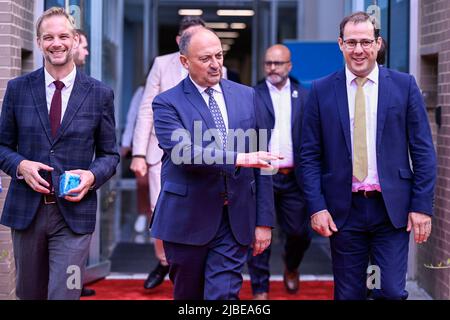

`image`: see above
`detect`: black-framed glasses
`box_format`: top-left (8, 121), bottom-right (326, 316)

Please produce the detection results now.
top-left (264, 61), bottom-right (290, 67)
top-left (343, 39), bottom-right (376, 50)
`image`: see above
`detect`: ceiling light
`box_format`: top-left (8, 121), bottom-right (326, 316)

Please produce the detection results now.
top-left (217, 9), bottom-right (254, 16)
top-left (205, 22), bottom-right (229, 29)
top-left (216, 31), bottom-right (239, 38)
top-left (230, 23), bottom-right (246, 29)
top-left (178, 9), bottom-right (203, 16)
top-left (221, 38), bottom-right (235, 45)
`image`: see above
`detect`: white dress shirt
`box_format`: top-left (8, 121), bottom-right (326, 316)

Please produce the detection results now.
top-left (266, 78), bottom-right (294, 168)
top-left (345, 64), bottom-right (381, 192)
top-left (44, 64), bottom-right (77, 120)
top-left (190, 76), bottom-right (229, 131)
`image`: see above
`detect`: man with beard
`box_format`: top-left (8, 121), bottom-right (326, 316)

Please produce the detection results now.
top-left (247, 45), bottom-right (311, 299)
top-left (0, 7), bottom-right (119, 299)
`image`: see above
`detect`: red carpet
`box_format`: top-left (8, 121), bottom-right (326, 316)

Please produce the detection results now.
top-left (81, 279), bottom-right (334, 300)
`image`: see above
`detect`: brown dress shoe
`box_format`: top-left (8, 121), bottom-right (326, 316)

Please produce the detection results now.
top-left (283, 269), bottom-right (299, 294)
top-left (253, 292), bottom-right (268, 300)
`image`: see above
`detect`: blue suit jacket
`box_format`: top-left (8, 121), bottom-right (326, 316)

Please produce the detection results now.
top-left (0, 68), bottom-right (120, 234)
top-left (300, 67), bottom-right (436, 229)
top-left (254, 80), bottom-right (309, 186)
top-left (151, 77), bottom-right (275, 246)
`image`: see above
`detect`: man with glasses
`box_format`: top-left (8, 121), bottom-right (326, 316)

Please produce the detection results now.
top-left (301, 12), bottom-right (436, 299)
top-left (247, 44), bottom-right (311, 300)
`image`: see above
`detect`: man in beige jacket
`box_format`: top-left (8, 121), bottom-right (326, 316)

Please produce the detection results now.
top-left (131, 16), bottom-right (227, 289)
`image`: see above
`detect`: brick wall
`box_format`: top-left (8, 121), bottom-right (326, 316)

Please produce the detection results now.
top-left (418, 0), bottom-right (450, 300)
top-left (0, 0), bottom-right (35, 300)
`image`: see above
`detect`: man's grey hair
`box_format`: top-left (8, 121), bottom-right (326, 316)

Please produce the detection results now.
top-left (179, 30), bottom-right (194, 55)
top-left (179, 27), bottom-right (217, 56)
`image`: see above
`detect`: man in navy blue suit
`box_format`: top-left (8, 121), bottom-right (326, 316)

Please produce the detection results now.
top-left (0, 7), bottom-right (119, 299)
top-left (247, 44), bottom-right (311, 300)
top-left (300, 12), bottom-right (436, 300)
top-left (151, 27), bottom-right (280, 300)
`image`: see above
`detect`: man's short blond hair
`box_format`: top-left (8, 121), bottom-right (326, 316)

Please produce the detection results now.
top-left (36, 7), bottom-right (76, 37)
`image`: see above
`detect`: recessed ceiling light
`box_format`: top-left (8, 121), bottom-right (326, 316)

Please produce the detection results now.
top-left (230, 23), bottom-right (246, 30)
top-left (205, 22), bottom-right (229, 29)
top-left (178, 9), bottom-right (203, 16)
top-left (217, 9), bottom-right (254, 16)
top-left (221, 38), bottom-right (235, 45)
top-left (216, 31), bottom-right (239, 38)
top-left (222, 44), bottom-right (231, 51)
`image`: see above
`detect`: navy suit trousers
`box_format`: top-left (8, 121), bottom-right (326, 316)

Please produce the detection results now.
top-left (247, 172), bottom-right (312, 294)
top-left (330, 193), bottom-right (410, 300)
top-left (163, 207), bottom-right (248, 300)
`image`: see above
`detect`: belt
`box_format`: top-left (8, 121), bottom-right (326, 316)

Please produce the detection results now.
top-left (43, 193), bottom-right (57, 205)
top-left (277, 168), bottom-right (294, 175)
top-left (353, 190), bottom-right (381, 199)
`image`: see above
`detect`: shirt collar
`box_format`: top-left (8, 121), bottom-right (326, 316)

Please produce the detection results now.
top-left (345, 63), bottom-right (379, 86)
top-left (189, 75), bottom-right (223, 95)
top-left (266, 77), bottom-right (291, 92)
top-left (44, 64), bottom-right (77, 89)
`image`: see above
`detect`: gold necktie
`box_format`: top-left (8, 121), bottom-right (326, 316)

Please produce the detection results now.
top-left (353, 77), bottom-right (368, 182)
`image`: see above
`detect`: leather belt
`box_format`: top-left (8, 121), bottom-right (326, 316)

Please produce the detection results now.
top-left (43, 193), bottom-right (57, 205)
top-left (353, 190), bottom-right (381, 199)
top-left (277, 168), bottom-right (294, 175)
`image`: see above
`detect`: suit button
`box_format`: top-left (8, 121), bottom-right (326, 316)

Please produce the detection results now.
top-left (50, 150), bottom-right (54, 154)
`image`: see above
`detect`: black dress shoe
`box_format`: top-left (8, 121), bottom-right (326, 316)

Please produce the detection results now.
top-left (144, 263), bottom-right (169, 289)
top-left (283, 269), bottom-right (299, 294)
top-left (80, 286), bottom-right (96, 297)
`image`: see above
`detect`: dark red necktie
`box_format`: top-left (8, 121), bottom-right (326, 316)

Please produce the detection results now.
top-left (47, 80), bottom-right (64, 194)
top-left (49, 80), bottom-right (65, 138)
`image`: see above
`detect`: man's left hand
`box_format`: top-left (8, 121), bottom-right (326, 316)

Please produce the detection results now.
top-left (64, 170), bottom-right (96, 202)
top-left (252, 226), bottom-right (272, 256)
top-left (407, 212), bottom-right (432, 244)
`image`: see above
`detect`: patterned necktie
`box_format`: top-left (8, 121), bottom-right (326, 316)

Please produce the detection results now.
top-left (353, 77), bottom-right (368, 182)
top-left (205, 87), bottom-right (227, 149)
top-left (49, 80), bottom-right (65, 138)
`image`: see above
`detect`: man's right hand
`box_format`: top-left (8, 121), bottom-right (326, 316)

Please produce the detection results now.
top-left (236, 151), bottom-right (283, 169)
top-left (130, 157), bottom-right (148, 177)
top-left (311, 210), bottom-right (338, 237)
top-left (18, 160), bottom-right (54, 194)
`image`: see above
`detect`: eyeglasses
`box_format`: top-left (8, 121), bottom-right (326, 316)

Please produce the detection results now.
top-left (264, 61), bottom-right (290, 67)
top-left (343, 39), bottom-right (376, 50)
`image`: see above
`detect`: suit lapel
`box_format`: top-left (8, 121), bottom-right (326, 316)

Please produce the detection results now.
top-left (334, 70), bottom-right (352, 155)
top-left (53, 71), bottom-right (92, 144)
top-left (30, 68), bottom-right (53, 143)
top-left (376, 67), bottom-right (392, 152)
top-left (259, 83), bottom-right (275, 124)
top-left (221, 80), bottom-right (238, 131)
top-left (290, 83), bottom-right (301, 129)
top-left (183, 77), bottom-right (216, 131)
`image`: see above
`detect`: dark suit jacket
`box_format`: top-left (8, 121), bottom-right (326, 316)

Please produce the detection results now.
top-left (254, 80), bottom-right (309, 186)
top-left (151, 77), bottom-right (275, 246)
top-left (0, 68), bottom-right (120, 234)
top-left (300, 67), bottom-right (437, 229)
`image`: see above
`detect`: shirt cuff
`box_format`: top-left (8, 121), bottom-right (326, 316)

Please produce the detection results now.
top-left (311, 209), bottom-right (328, 219)
top-left (16, 167), bottom-right (24, 180)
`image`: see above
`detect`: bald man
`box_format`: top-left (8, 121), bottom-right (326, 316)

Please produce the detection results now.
top-left (247, 44), bottom-right (311, 299)
top-left (150, 28), bottom-right (279, 300)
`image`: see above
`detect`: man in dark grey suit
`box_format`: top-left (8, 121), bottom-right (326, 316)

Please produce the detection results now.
top-left (0, 7), bottom-right (119, 299)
